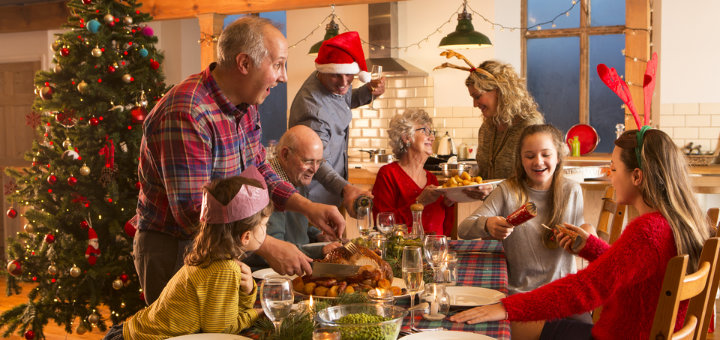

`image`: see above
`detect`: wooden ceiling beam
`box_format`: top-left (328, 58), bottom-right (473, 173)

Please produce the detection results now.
top-left (139, 0), bottom-right (404, 20)
top-left (0, 1), bottom-right (69, 33)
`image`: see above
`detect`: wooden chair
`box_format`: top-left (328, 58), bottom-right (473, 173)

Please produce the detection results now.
top-left (650, 237), bottom-right (720, 340)
top-left (707, 208), bottom-right (719, 231)
top-left (595, 186), bottom-right (627, 244)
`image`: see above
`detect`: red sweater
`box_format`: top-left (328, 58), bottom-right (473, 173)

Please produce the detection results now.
top-left (502, 212), bottom-right (686, 340)
top-left (371, 162), bottom-right (451, 236)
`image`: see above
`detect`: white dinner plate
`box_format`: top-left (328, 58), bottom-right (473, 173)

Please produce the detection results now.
top-left (167, 334), bottom-right (252, 340)
top-left (251, 268), bottom-right (297, 281)
top-left (401, 330), bottom-right (496, 340)
top-left (435, 180), bottom-right (504, 203)
top-left (446, 286), bottom-right (505, 307)
top-left (295, 277), bottom-right (409, 300)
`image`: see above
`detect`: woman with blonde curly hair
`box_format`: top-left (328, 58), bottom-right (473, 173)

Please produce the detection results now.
top-left (371, 109), bottom-right (455, 236)
top-left (436, 52), bottom-right (544, 201)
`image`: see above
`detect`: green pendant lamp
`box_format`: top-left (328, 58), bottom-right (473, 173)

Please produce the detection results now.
top-left (439, 0), bottom-right (492, 49)
top-left (308, 16), bottom-right (339, 56)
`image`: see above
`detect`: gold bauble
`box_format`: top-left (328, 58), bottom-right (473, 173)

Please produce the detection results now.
top-left (23, 223), bottom-right (35, 233)
top-left (76, 324), bottom-right (87, 335)
top-left (112, 279), bottom-right (123, 290)
top-left (77, 81), bottom-right (88, 94)
top-left (79, 164), bottom-right (91, 176)
top-left (52, 40), bottom-right (61, 51)
top-left (121, 74), bottom-right (132, 83)
top-left (53, 64), bottom-right (62, 73)
top-left (123, 16), bottom-right (133, 25)
top-left (69, 265), bottom-right (81, 277)
top-left (103, 13), bottom-right (114, 24)
top-left (62, 138), bottom-right (72, 149)
top-left (47, 265), bottom-right (58, 275)
top-left (91, 47), bottom-right (102, 57)
top-left (88, 313), bottom-right (100, 324)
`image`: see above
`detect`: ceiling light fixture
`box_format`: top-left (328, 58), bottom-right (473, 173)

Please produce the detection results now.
top-left (438, 0), bottom-right (492, 49)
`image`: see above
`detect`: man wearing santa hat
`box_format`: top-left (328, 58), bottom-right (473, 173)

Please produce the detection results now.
top-left (289, 31), bottom-right (385, 215)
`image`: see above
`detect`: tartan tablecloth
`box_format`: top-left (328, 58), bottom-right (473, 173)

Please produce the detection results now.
top-left (394, 239), bottom-right (510, 339)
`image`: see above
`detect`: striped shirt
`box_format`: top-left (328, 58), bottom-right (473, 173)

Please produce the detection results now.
top-left (123, 260), bottom-right (258, 339)
top-left (136, 63), bottom-right (297, 238)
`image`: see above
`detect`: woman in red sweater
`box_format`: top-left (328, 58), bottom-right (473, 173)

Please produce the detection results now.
top-left (372, 109), bottom-right (455, 236)
top-left (449, 128), bottom-right (713, 340)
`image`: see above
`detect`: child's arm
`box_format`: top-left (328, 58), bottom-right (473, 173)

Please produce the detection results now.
top-left (458, 184), bottom-right (507, 240)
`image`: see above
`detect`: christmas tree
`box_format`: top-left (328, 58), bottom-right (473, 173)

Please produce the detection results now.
top-left (2, 0), bottom-right (166, 338)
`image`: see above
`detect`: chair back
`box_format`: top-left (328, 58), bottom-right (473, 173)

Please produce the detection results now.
top-left (596, 186), bottom-right (627, 244)
top-left (707, 208), bottom-right (719, 231)
top-left (649, 237), bottom-right (720, 340)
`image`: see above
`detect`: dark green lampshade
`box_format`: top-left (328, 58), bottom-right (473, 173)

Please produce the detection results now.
top-left (308, 20), bottom-right (340, 56)
top-left (439, 12), bottom-right (492, 49)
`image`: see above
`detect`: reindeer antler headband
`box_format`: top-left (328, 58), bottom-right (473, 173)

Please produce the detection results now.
top-left (433, 50), bottom-right (496, 83)
top-left (597, 52), bottom-right (658, 168)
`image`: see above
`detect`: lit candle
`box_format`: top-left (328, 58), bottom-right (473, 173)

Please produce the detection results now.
top-left (430, 290), bottom-right (439, 315)
top-left (308, 295), bottom-right (314, 314)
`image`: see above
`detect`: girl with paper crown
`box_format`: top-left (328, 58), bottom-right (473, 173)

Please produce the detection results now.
top-left (104, 166), bottom-right (272, 340)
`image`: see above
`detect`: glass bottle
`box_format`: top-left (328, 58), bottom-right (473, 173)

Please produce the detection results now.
top-left (353, 195), bottom-right (373, 216)
top-left (571, 136), bottom-right (581, 157)
top-left (409, 202), bottom-right (425, 240)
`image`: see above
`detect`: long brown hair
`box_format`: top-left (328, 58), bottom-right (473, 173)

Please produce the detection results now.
top-left (505, 124), bottom-right (568, 227)
top-left (465, 60), bottom-right (543, 127)
top-left (615, 129), bottom-right (712, 272)
top-left (185, 176), bottom-right (273, 267)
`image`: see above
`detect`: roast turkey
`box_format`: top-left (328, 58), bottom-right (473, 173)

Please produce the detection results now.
top-left (316, 244), bottom-right (393, 281)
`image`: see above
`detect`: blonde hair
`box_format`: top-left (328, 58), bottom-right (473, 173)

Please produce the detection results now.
top-left (465, 60), bottom-right (543, 127)
top-left (504, 124), bottom-right (568, 227)
top-left (615, 129), bottom-right (713, 272)
top-left (185, 176), bottom-right (273, 267)
top-left (388, 109), bottom-right (434, 158)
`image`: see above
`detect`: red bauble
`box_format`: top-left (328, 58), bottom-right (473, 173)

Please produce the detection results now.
top-left (24, 330), bottom-right (35, 340)
top-left (7, 260), bottom-right (22, 276)
top-left (150, 60), bottom-right (160, 70)
top-left (82, 0), bottom-right (92, 4)
top-left (120, 273), bottom-right (129, 282)
top-left (139, 292), bottom-right (145, 302)
top-left (89, 117), bottom-right (100, 126)
top-left (47, 174), bottom-right (57, 185)
top-left (130, 106), bottom-right (147, 123)
top-left (107, 65), bottom-right (116, 73)
top-left (80, 220), bottom-right (89, 229)
top-left (124, 219), bottom-right (136, 237)
top-left (60, 47), bottom-right (70, 56)
top-left (6, 208), bottom-right (17, 218)
top-left (67, 176), bottom-right (78, 186)
top-left (44, 234), bottom-right (55, 244)
top-left (135, 181), bottom-right (141, 190)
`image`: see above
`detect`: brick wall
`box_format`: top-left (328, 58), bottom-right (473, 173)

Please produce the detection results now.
top-left (659, 103), bottom-right (720, 153)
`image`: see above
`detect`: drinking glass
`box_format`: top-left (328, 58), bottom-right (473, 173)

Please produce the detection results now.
top-left (376, 212), bottom-right (395, 236)
top-left (357, 205), bottom-right (372, 239)
top-left (402, 246), bottom-right (424, 329)
top-left (370, 65), bottom-right (383, 108)
top-left (260, 276), bottom-right (294, 332)
top-left (439, 250), bottom-right (458, 285)
top-left (423, 235), bottom-right (448, 281)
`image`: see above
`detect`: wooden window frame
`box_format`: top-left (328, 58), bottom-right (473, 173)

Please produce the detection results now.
top-left (521, 0), bottom-right (652, 129)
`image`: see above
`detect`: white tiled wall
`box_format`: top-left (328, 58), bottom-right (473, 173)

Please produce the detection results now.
top-left (659, 103), bottom-right (720, 153)
top-left (348, 75), bottom-right (484, 162)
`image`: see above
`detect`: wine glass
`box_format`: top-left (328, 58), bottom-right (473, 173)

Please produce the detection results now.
top-left (260, 276), bottom-right (294, 332)
top-left (370, 65), bottom-right (382, 108)
top-left (423, 235), bottom-right (448, 282)
top-left (402, 246), bottom-right (424, 329)
top-left (376, 212), bottom-right (395, 236)
top-left (357, 205), bottom-right (372, 239)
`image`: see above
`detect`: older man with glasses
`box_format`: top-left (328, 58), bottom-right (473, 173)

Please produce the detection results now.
top-left (244, 125), bottom-right (343, 270)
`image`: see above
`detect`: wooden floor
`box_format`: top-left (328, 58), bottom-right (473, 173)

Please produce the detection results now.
top-left (1, 280), bottom-right (719, 339)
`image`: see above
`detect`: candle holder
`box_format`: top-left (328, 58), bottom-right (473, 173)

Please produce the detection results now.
top-left (438, 250), bottom-right (458, 285)
top-left (420, 283), bottom-right (450, 321)
top-left (368, 288), bottom-right (394, 306)
top-left (312, 326), bottom-right (341, 340)
top-left (368, 234), bottom-right (387, 258)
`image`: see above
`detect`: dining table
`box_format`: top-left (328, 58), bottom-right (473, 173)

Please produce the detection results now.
top-left (394, 239), bottom-right (510, 339)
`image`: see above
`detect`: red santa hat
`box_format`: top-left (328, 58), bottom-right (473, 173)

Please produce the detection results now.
top-left (88, 227), bottom-right (98, 242)
top-left (315, 31), bottom-right (371, 83)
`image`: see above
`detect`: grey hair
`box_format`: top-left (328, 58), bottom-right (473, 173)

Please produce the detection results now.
top-left (216, 16), bottom-right (274, 69)
top-left (388, 108), bottom-right (434, 157)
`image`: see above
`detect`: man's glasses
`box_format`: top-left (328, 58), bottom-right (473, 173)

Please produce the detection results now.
top-left (289, 148), bottom-right (326, 168)
top-left (415, 127), bottom-right (434, 137)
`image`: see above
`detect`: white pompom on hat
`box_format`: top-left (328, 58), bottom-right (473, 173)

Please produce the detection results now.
top-left (315, 31), bottom-right (371, 83)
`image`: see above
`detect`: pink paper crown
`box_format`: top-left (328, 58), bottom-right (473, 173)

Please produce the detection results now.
top-left (200, 166), bottom-right (269, 224)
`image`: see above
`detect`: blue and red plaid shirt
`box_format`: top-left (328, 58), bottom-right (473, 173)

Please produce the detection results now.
top-left (135, 63), bottom-right (297, 239)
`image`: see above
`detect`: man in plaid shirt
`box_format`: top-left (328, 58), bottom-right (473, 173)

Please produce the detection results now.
top-left (133, 17), bottom-right (346, 305)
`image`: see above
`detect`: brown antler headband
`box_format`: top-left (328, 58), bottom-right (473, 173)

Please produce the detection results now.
top-left (433, 49), bottom-right (496, 81)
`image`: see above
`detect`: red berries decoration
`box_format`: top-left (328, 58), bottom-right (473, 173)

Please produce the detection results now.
top-left (107, 65), bottom-right (116, 73)
top-left (7, 260), bottom-right (22, 276)
top-left (80, 220), bottom-right (89, 229)
top-left (67, 176), bottom-right (78, 186)
top-left (130, 106), bottom-right (147, 123)
top-left (6, 208), bottom-right (17, 218)
top-left (44, 234), bottom-right (56, 244)
top-left (47, 174), bottom-right (57, 185)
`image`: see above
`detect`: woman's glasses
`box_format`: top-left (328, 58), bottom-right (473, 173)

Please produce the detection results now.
top-left (415, 127), bottom-right (434, 137)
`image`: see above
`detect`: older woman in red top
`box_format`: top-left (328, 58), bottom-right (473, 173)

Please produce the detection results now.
top-left (371, 109), bottom-right (455, 236)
